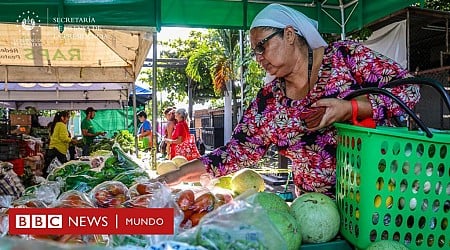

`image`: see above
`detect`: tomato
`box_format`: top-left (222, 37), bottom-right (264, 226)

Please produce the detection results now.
top-left (191, 193), bottom-right (215, 212)
top-left (136, 183), bottom-right (149, 195)
top-left (177, 190), bottom-right (195, 211)
top-left (189, 211), bottom-right (208, 227)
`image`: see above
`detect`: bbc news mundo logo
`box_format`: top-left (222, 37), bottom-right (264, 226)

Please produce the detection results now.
top-left (9, 208), bottom-right (174, 235)
top-left (16, 214), bottom-right (63, 229)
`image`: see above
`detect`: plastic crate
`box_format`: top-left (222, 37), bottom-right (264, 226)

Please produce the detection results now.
top-left (0, 141), bottom-right (20, 160)
top-left (335, 123), bottom-right (449, 249)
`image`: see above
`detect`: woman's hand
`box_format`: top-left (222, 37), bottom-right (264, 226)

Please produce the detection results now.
top-left (306, 98), bottom-right (353, 131)
top-left (307, 97), bottom-right (373, 131)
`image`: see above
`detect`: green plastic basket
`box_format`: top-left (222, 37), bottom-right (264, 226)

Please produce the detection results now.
top-left (335, 123), bottom-right (449, 249)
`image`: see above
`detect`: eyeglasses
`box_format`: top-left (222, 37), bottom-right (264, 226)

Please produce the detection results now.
top-left (251, 29), bottom-right (283, 57)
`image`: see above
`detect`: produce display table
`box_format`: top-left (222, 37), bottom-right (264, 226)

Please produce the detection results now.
top-left (300, 238), bottom-right (353, 250)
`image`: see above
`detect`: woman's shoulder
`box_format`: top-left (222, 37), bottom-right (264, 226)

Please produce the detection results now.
top-left (329, 40), bottom-right (361, 47)
top-left (258, 78), bottom-right (279, 95)
top-left (175, 121), bottom-right (184, 128)
top-left (326, 40), bottom-right (366, 53)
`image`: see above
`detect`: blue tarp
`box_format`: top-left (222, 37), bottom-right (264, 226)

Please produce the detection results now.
top-left (129, 83), bottom-right (152, 106)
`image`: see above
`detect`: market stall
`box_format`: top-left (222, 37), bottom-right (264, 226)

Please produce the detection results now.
top-left (0, 0), bottom-right (155, 187)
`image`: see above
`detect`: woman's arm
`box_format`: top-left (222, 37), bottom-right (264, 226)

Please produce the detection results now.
top-left (139, 130), bottom-right (152, 138)
top-left (165, 135), bottom-right (183, 144)
top-left (165, 122), bottom-right (184, 144)
top-left (166, 121), bottom-right (175, 138)
top-left (157, 159), bottom-right (207, 185)
top-left (308, 42), bottom-right (419, 130)
top-left (156, 85), bottom-right (274, 183)
top-left (343, 42), bottom-right (420, 121)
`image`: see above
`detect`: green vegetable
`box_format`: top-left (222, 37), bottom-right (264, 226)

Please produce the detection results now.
top-left (112, 170), bottom-right (149, 187)
top-left (104, 156), bottom-right (119, 168)
top-left (110, 235), bottom-right (149, 248)
top-left (64, 175), bottom-right (102, 192)
top-left (47, 162), bottom-right (91, 181)
top-left (112, 144), bottom-right (140, 169)
top-left (196, 226), bottom-right (268, 250)
top-left (23, 184), bottom-right (40, 196)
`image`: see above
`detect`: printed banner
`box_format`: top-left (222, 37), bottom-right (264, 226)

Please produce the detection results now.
top-left (8, 208), bottom-right (174, 235)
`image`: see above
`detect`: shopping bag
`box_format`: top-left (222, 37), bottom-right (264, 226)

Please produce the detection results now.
top-left (175, 135), bottom-right (201, 161)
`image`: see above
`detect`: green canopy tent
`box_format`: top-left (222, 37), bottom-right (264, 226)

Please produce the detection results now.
top-left (160, 0), bottom-right (424, 39)
top-left (0, 0), bottom-right (424, 36)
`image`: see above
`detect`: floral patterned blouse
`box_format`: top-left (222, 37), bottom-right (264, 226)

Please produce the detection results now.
top-left (199, 40), bottom-right (420, 196)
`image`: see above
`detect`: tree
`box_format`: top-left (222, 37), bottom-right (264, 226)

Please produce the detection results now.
top-left (210, 29), bottom-right (241, 127)
top-left (425, 0), bottom-right (450, 10)
top-left (140, 30), bottom-right (219, 114)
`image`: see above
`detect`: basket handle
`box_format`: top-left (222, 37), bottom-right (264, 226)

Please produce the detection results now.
top-left (343, 87), bottom-right (433, 138)
top-left (381, 77), bottom-right (450, 111)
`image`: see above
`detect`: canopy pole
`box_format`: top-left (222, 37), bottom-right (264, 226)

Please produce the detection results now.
top-left (133, 81), bottom-right (137, 155)
top-left (239, 30), bottom-right (245, 119)
top-left (339, 0), bottom-right (346, 40)
top-left (3, 66), bottom-right (7, 91)
top-left (151, 31), bottom-right (158, 170)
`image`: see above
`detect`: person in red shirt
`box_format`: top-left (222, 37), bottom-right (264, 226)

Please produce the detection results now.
top-left (165, 108), bottom-right (200, 160)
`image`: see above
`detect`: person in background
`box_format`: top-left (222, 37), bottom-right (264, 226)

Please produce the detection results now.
top-left (165, 108), bottom-right (200, 160)
top-left (155, 4), bottom-right (420, 197)
top-left (161, 107), bottom-right (177, 157)
top-left (81, 107), bottom-right (105, 156)
top-left (43, 111), bottom-right (77, 177)
top-left (137, 110), bottom-right (153, 151)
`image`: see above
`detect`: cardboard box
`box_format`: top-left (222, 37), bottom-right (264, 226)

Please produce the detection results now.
top-left (10, 114), bottom-right (32, 126)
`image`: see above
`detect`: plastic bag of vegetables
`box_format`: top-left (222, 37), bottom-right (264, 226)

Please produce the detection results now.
top-left (51, 190), bottom-right (95, 208)
top-left (175, 200), bottom-right (287, 250)
top-left (20, 181), bottom-right (61, 205)
top-left (63, 174), bottom-right (102, 193)
top-left (110, 182), bottom-right (184, 248)
top-left (89, 181), bottom-right (130, 208)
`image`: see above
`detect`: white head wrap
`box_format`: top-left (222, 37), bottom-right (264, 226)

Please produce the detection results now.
top-left (250, 4), bottom-right (327, 49)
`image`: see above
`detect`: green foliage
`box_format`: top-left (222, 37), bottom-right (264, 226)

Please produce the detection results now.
top-left (352, 27), bottom-right (373, 41)
top-left (425, 0), bottom-right (450, 11)
top-left (140, 30), bottom-right (219, 106)
top-left (243, 56), bottom-right (265, 108)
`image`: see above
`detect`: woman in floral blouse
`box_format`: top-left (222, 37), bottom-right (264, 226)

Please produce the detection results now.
top-left (156, 4), bottom-right (420, 197)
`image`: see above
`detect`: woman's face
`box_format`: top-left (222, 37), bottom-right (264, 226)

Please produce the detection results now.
top-left (138, 115), bottom-right (145, 122)
top-left (250, 27), bottom-right (298, 77)
top-left (175, 112), bottom-right (183, 122)
top-left (62, 115), bottom-right (69, 124)
top-left (165, 112), bottom-right (173, 120)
